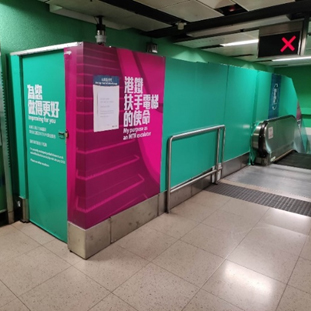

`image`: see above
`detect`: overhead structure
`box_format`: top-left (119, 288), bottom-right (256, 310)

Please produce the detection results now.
top-left (40, 0), bottom-right (311, 66)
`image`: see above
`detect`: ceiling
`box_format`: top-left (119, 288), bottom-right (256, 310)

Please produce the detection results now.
top-left (39, 0), bottom-right (311, 67)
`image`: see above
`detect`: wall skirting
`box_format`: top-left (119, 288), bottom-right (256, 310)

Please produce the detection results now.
top-left (68, 153), bottom-right (249, 259)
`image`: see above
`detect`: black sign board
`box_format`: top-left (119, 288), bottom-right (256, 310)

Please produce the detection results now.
top-left (258, 31), bottom-right (301, 58)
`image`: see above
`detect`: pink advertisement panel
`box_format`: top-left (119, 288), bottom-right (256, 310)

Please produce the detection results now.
top-left (65, 43), bottom-right (165, 229)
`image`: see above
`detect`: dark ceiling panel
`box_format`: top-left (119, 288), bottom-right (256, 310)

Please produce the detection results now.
top-left (98, 0), bottom-right (185, 25)
top-left (146, 0), bottom-right (311, 38)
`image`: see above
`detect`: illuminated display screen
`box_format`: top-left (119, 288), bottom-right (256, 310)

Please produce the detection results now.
top-left (258, 31), bottom-right (301, 58)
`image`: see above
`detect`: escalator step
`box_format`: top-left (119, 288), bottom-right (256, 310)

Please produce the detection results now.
top-left (275, 152), bottom-right (311, 170)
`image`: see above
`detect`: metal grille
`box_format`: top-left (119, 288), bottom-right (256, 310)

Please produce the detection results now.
top-left (206, 183), bottom-right (311, 217)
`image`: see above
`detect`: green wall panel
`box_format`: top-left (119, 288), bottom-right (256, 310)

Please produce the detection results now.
top-left (275, 66), bottom-right (311, 114)
top-left (0, 151), bottom-right (6, 212)
top-left (161, 59), bottom-right (228, 191)
top-left (224, 67), bottom-right (257, 161)
top-left (0, 0), bottom-right (94, 56)
top-left (10, 55), bottom-right (27, 198)
top-left (279, 76), bottom-right (298, 117)
top-left (303, 116), bottom-right (311, 127)
top-left (254, 71), bottom-right (272, 122)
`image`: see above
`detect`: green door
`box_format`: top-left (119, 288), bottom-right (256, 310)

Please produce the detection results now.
top-left (22, 51), bottom-right (67, 241)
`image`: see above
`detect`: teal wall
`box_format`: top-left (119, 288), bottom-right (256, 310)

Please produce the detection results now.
top-left (109, 30), bottom-right (272, 72)
top-left (9, 56), bottom-right (27, 198)
top-left (161, 60), bottom-right (260, 191)
top-left (0, 0), bottom-right (305, 204)
top-left (161, 61), bottom-right (259, 191)
top-left (224, 67), bottom-right (257, 161)
top-left (275, 66), bottom-right (311, 127)
top-left (1, 0), bottom-right (95, 197)
top-left (278, 76), bottom-right (298, 117)
top-left (0, 152), bottom-right (6, 212)
top-left (0, 0), bottom-right (271, 199)
top-left (161, 60), bottom-right (228, 190)
top-left (161, 60), bottom-right (300, 191)
top-left (254, 71), bottom-right (272, 123)
top-left (0, 0), bottom-right (94, 56)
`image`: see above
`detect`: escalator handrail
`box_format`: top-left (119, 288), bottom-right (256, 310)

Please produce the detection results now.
top-left (263, 114), bottom-right (296, 123)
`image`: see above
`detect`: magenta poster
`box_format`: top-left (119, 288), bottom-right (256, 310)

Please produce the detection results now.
top-left (65, 43), bottom-right (165, 229)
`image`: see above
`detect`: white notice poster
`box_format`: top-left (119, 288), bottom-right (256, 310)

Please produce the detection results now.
top-left (93, 76), bottom-right (120, 132)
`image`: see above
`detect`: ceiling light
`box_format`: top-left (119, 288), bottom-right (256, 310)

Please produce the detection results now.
top-left (221, 39), bottom-right (259, 47)
top-left (272, 56), bottom-right (311, 62)
top-left (177, 22), bottom-right (186, 30)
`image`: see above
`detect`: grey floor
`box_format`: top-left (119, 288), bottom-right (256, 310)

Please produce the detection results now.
top-left (225, 164), bottom-right (311, 200)
top-left (1, 181), bottom-right (311, 310)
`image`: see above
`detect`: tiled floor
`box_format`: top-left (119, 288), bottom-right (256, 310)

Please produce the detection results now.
top-left (1, 190), bottom-right (311, 311)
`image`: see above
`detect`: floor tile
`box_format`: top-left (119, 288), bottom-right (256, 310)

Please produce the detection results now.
top-left (146, 213), bottom-right (198, 239)
top-left (245, 223), bottom-right (307, 256)
top-left (228, 238), bottom-right (298, 283)
top-left (277, 286), bottom-right (311, 311)
top-left (0, 231), bottom-right (39, 263)
top-left (183, 290), bottom-right (243, 311)
top-left (0, 299), bottom-right (29, 311)
top-left (172, 199), bottom-right (220, 223)
top-left (0, 281), bottom-right (16, 308)
top-left (153, 240), bottom-right (223, 287)
top-left (15, 222), bottom-right (55, 245)
top-left (116, 226), bottom-right (177, 261)
top-left (75, 244), bottom-right (148, 291)
top-left (181, 223), bottom-right (244, 258)
top-left (261, 208), bottom-right (311, 235)
top-left (114, 263), bottom-right (198, 311)
top-left (0, 225), bottom-right (18, 238)
top-left (12, 221), bottom-right (26, 230)
top-left (0, 246), bottom-right (70, 296)
top-left (192, 191), bottom-right (231, 207)
top-left (203, 261), bottom-right (286, 311)
top-left (89, 294), bottom-right (136, 311)
top-left (289, 257), bottom-right (311, 294)
top-left (203, 210), bottom-right (258, 235)
top-left (300, 236), bottom-right (311, 261)
top-left (20, 267), bottom-right (109, 311)
top-left (44, 239), bottom-right (83, 265)
top-left (220, 198), bottom-right (269, 222)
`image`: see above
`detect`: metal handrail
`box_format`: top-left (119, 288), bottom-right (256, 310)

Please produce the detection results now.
top-left (166, 125), bottom-right (226, 213)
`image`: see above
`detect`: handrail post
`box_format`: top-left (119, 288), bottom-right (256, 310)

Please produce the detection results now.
top-left (215, 128), bottom-right (221, 183)
top-left (166, 137), bottom-right (173, 213)
top-left (221, 127), bottom-right (226, 165)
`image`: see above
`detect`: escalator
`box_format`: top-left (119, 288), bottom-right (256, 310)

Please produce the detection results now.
top-left (205, 115), bottom-right (311, 218)
top-left (275, 151), bottom-right (311, 170)
top-left (252, 115), bottom-right (311, 170)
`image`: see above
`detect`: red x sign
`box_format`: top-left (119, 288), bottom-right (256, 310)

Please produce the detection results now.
top-left (281, 36), bottom-right (296, 52)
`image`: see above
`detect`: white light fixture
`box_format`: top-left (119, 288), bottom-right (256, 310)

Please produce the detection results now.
top-left (221, 39), bottom-right (259, 47)
top-left (272, 56), bottom-right (311, 62)
top-left (177, 22), bottom-right (186, 30)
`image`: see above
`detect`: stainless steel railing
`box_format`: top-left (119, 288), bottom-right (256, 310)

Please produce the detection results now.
top-left (166, 125), bottom-right (226, 213)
